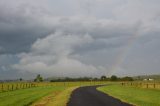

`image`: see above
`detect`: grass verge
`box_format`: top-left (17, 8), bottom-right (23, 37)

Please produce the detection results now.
top-left (0, 86), bottom-right (65, 106)
top-left (47, 86), bottom-right (78, 106)
top-left (97, 84), bottom-right (160, 106)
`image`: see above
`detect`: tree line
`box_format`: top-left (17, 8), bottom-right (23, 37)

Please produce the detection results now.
top-left (50, 75), bottom-right (133, 82)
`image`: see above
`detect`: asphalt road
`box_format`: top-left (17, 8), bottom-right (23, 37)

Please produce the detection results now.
top-left (67, 85), bottom-right (132, 106)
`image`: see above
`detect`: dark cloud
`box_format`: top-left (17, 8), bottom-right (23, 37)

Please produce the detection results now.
top-left (0, 8), bottom-right (54, 54)
top-left (0, 0), bottom-right (160, 79)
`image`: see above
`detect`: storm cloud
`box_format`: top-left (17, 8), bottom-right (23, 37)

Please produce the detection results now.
top-left (0, 0), bottom-right (160, 79)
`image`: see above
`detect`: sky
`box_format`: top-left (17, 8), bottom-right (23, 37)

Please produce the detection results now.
top-left (0, 0), bottom-right (160, 79)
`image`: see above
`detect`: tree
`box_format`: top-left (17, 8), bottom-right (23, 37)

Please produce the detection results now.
top-left (101, 76), bottom-right (106, 80)
top-left (110, 75), bottom-right (118, 81)
top-left (19, 78), bottom-right (23, 81)
top-left (121, 76), bottom-right (133, 81)
top-left (34, 74), bottom-right (43, 82)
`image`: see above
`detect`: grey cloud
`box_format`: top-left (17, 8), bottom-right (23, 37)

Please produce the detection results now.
top-left (0, 1), bottom-right (54, 54)
top-left (0, 0), bottom-right (160, 79)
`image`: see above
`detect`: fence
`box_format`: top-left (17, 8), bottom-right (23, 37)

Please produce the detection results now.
top-left (121, 82), bottom-right (160, 89)
top-left (0, 83), bottom-right (37, 92)
top-left (0, 81), bottom-right (108, 92)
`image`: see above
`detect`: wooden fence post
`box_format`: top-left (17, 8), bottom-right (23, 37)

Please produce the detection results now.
top-left (140, 83), bottom-right (142, 87)
top-left (7, 85), bottom-right (9, 91)
top-left (12, 84), bottom-right (14, 90)
top-left (20, 84), bottom-right (22, 89)
top-left (2, 84), bottom-right (3, 91)
top-left (16, 84), bottom-right (18, 90)
top-left (146, 84), bottom-right (148, 88)
top-left (23, 84), bottom-right (25, 89)
top-left (153, 84), bottom-right (155, 88)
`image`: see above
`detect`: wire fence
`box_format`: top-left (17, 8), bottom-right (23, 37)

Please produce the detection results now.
top-left (0, 83), bottom-right (37, 92)
top-left (0, 81), bottom-right (108, 92)
top-left (121, 82), bottom-right (160, 89)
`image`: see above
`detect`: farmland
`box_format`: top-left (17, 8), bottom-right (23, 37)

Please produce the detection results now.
top-left (0, 81), bottom-right (107, 106)
top-left (97, 83), bottom-right (160, 106)
top-left (0, 86), bottom-right (66, 106)
top-left (0, 81), bottom-right (160, 106)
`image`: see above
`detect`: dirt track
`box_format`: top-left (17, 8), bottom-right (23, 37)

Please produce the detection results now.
top-left (67, 85), bottom-right (132, 106)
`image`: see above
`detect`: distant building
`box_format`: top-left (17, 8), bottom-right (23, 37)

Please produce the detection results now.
top-left (149, 78), bottom-right (154, 81)
top-left (143, 78), bottom-right (154, 81)
top-left (143, 79), bottom-right (148, 81)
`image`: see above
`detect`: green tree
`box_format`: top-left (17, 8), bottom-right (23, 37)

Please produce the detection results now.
top-left (101, 75), bottom-right (106, 80)
top-left (34, 74), bottom-right (43, 82)
top-left (121, 76), bottom-right (133, 81)
top-left (110, 75), bottom-right (118, 81)
top-left (19, 78), bottom-right (23, 81)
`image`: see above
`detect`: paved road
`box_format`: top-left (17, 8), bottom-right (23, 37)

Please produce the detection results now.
top-left (67, 85), bottom-right (132, 106)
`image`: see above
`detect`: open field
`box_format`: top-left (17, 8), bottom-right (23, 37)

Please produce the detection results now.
top-left (0, 81), bottom-right (108, 106)
top-left (1, 81), bottom-right (160, 106)
top-left (0, 86), bottom-right (66, 106)
top-left (97, 84), bottom-right (160, 106)
top-left (31, 86), bottom-right (78, 106)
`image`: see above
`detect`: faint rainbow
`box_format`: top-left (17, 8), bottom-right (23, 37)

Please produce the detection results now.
top-left (107, 31), bottom-right (140, 76)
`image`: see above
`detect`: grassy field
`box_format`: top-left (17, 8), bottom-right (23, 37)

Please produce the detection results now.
top-left (47, 86), bottom-right (78, 106)
top-left (97, 84), bottom-right (160, 106)
top-left (0, 86), bottom-right (66, 106)
top-left (0, 81), bottom-right (108, 106)
top-left (31, 86), bottom-right (78, 106)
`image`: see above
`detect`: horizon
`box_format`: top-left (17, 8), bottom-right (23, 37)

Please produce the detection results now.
top-left (0, 0), bottom-right (160, 80)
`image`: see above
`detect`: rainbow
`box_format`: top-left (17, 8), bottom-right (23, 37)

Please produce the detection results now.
top-left (107, 30), bottom-right (141, 76)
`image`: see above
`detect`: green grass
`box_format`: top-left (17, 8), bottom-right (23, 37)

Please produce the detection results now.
top-left (0, 86), bottom-right (66, 106)
top-left (47, 86), bottom-right (78, 106)
top-left (0, 81), bottom-right (109, 106)
top-left (97, 84), bottom-right (160, 106)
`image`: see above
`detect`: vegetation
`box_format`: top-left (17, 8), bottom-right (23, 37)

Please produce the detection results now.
top-left (49, 75), bottom-right (133, 82)
top-left (0, 86), bottom-right (66, 106)
top-left (32, 86), bottom-right (78, 106)
top-left (0, 81), bottom-right (108, 106)
top-left (110, 75), bottom-right (118, 81)
top-left (34, 74), bottom-right (43, 82)
top-left (47, 86), bottom-right (78, 106)
top-left (97, 84), bottom-right (160, 106)
top-left (121, 76), bottom-right (134, 81)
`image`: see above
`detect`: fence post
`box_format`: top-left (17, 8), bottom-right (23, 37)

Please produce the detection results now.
top-left (7, 85), bottom-right (9, 91)
top-left (16, 84), bottom-right (18, 90)
top-left (2, 84), bottom-right (3, 91)
top-left (140, 83), bottom-right (142, 87)
top-left (23, 84), bottom-right (25, 89)
top-left (12, 84), bottom-right (14, 90)
top-left (153, 84), bottom-right (155, 88)
top-left (146, 84), bottom-right (148, 88)
top-left (20, 84), bottom-right (22, 89)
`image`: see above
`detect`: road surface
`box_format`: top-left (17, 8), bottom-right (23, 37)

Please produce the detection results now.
top-left (67, 85), bottom-right (132, 106)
